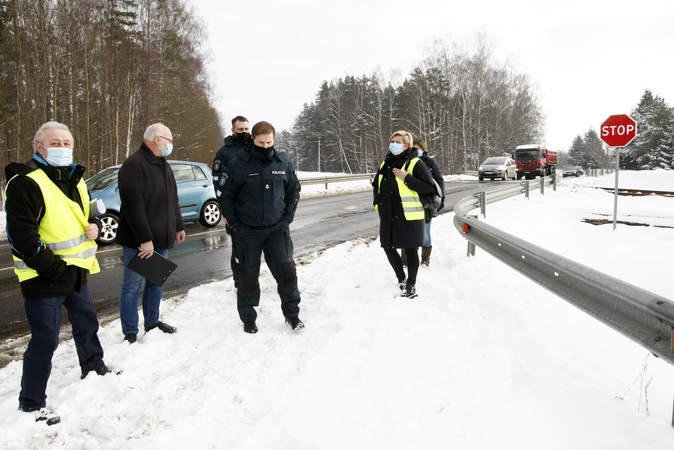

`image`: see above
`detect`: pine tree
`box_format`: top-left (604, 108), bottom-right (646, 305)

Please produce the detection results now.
top-left (623, 90), bottom-right (674, 169)
top-left (567, 135), bottom-right (585, 167)
top-left (584, 128), bottom-right (612, 169)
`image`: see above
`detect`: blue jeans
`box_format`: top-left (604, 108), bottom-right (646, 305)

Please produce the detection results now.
top-left (20, 284), bottom-right (105, 411)
top-left (119, 247), bottom-right (167, 335)
top-left (423, 218), bottom-right (433, 247)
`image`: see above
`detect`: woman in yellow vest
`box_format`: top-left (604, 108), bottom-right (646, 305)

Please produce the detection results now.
top-left (372, 130), bottom-right (435, 298)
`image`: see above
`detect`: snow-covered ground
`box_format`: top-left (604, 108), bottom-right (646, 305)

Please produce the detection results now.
top-left (0, 170), bottom-right (673, 449)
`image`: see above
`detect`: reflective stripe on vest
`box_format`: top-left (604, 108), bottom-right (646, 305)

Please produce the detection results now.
top-left (5, 169), bottom-right (100, 281)
top-left (376, 158), bottom-right (425, 221)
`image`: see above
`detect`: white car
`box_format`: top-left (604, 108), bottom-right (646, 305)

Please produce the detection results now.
top-left (478, 156), bottom-right (517, 181)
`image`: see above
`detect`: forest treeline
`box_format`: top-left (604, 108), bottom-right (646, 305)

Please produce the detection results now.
top-left (0, 0), bottom-right (222, 178)
top-left (276, 36), bottom-right (546, 175)
top-left (566, 90), bottom-right (674, 170)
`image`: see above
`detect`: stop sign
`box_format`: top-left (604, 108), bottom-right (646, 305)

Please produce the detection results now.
top-left (600, 114), bottom-right (637, 147)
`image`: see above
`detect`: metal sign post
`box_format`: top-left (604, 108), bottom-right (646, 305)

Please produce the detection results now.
top-left (613, 148), bottom-right (619, 230)
top-left (600, 114), bottom-right (637, 231)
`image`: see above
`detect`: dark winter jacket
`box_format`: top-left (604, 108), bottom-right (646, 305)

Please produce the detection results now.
top-left (212, 135), bottom-right (248, 207)
top-left (372, 148), bottom-right (434, 249)
top-left (4, 157), bottom-right (92, 297)
top-left (419, 151), bottom-right (446, 218)
top-left (221, 146), bottom-right (301, 229)
top-left (116, 143), bottom-right (185, 250)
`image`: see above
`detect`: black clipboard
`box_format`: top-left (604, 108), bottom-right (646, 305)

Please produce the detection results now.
top-left (127, 251), bottom-right (178, 286)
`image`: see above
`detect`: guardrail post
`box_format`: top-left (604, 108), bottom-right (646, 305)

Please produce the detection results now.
top-left (540, 176), bottom-right (545, 195)
top-left (324, 182), bottom-right (328, 190)
top-left (553, 173), bottom-right (557, 191)
top-left (466, 215), bottom-right (477, 256)
top-left (525, 180), bottom-right (530, 199)
top-left (480, 191), bottom-right (486, 217)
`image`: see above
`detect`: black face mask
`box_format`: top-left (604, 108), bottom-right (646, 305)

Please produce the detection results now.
top-left (235, 132), bottom-right (251, 143)
top-left (253, 144), bottom-right (273, 157)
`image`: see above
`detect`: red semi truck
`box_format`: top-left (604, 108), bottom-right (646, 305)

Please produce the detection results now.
top-left (514, 144), bottom-right (557, 180)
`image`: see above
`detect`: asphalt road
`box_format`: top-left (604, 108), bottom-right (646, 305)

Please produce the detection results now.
top-left (0, 180), bottom-right (489, 342)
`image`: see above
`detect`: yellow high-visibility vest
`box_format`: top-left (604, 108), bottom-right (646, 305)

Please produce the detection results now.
top-left (375, 157), bottom-right (425, 221)
top-left (4, 169), bottom-right (100, 282)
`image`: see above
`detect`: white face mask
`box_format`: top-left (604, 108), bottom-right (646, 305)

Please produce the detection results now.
top-left (44, 147), bottom-right (73, 167)
top-left (389, 142), bottom-right (403, 155)
top-left (162, 143), bottom-right (173, 157)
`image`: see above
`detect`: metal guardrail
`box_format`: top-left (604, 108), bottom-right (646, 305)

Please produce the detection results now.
top-left (452, 175), bottom-right (674, 366)
top-left (300, 173), bottom-right (374, 189)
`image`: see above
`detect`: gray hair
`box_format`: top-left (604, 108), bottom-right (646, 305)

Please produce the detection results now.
top-left (33, 121), bottom-right (71, 146)
top-left (143, 123), bottom-right (167, 141)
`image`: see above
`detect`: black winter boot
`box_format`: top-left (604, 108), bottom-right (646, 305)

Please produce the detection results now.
top-left (400, 284), bottom-right (418, 299)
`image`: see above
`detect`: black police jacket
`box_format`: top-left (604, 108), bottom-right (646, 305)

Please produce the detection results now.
top-left (221, 147), bottom-right (301, 229)
top-left (212, 134), bottom-right (248, 195)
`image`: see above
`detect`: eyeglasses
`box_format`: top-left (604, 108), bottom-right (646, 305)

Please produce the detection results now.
top-left (159, 136), bottom-right (173, 144)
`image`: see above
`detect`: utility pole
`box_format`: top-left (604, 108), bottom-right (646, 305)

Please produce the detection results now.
top-left (317, 137), bottom-right (321, 172)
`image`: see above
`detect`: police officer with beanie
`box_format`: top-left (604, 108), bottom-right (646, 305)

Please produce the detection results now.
top-left (221, 121), bottom-right (303, 333)
top-left (4, 121), bottom-right (115, 425)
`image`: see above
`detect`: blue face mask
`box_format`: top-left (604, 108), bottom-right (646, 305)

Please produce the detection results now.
top-left (162, 143), bottom-right (173, 157)
top-left (45, 147), bottom-right (73, 167)
top-left (418, 149), bottom-right (423, 157)
top-left (389, 142), bottom-right (403, 155)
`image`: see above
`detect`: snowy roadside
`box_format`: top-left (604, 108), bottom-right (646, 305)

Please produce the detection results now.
top-left (0, 171), bottom-right (672, 449)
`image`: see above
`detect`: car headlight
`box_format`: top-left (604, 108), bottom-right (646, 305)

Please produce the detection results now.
top-left (478, 166), bottom-right (483, 171)
top-left (497, 166), bottom-right (505, 171)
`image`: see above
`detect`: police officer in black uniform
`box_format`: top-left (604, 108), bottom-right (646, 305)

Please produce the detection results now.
top-left (213, 116), bottom-right (251, 285)
top-left (221, 121), bottom-right (303, 334)
top-left (213, 115), bottom-right (251, 206)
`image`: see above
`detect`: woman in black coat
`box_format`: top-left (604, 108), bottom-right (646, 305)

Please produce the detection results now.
top-left (372, 130), bottom-right (434, 298)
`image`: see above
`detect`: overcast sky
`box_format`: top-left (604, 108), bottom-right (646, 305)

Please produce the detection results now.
top-left (190, 0), bottom-right (674, 152)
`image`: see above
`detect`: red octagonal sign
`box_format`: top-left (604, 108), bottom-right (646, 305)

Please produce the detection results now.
top-left (600, 114), bottom-right (637, 147)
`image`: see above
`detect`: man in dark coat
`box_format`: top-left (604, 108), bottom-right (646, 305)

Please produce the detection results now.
top-left (373, 130), bottom-right (434, 299)
top-left (116, 123), bottom-right (185, 343)
top-left (221, 121), bottom-right (303, 334)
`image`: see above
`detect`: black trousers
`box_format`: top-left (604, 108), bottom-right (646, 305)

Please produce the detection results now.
top-left (234, 221), bottom-right (301, 322)
top-left (384, 247), bottom-right (420, 285)
top-left (229, 225), bottom-right (278, 288)
top-left (19, 283), bottom-right (105, 411)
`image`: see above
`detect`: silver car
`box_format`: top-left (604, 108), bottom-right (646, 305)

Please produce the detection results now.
top-left (478, 156), bottom-right (516, 181)
top-left (563, 166), bottom-right (583, 177)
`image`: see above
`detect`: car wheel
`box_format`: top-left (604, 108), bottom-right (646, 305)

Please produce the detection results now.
top-left (98, 213), bottom-right (119, 245)
top-left (479, 176), bottom-right (483, 181)
top-left (199, 200), bottom-right (221, 227)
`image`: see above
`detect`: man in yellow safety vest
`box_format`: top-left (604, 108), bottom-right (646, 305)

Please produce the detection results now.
top-left (4, 121), bottom-right (116, 426)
